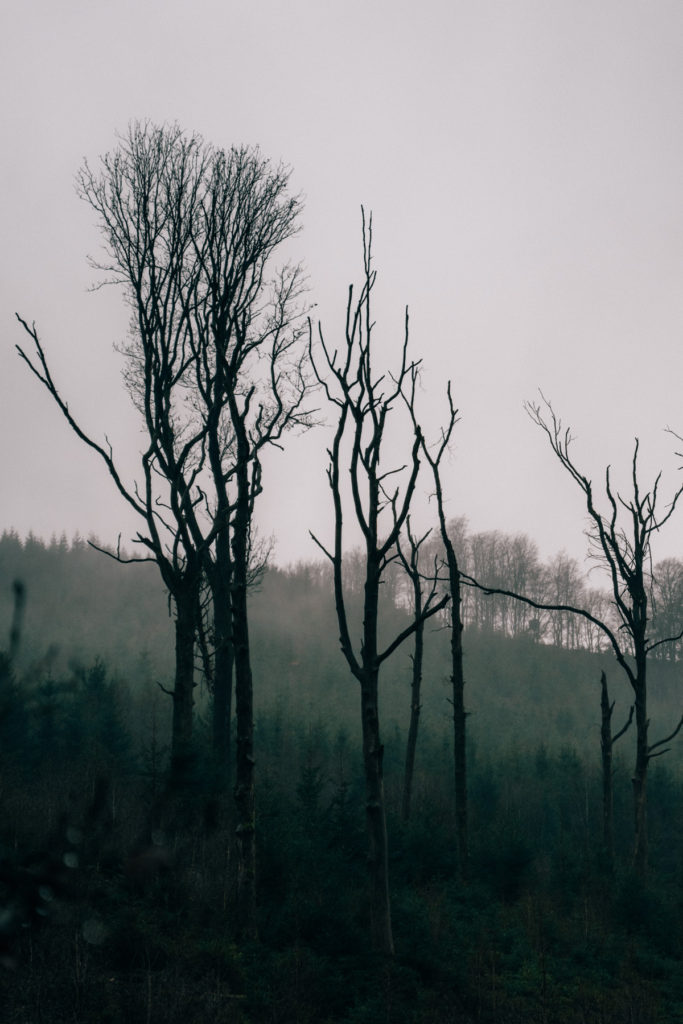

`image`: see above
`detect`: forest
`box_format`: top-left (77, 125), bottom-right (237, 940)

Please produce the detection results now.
top-left (3, 122), bottom-right (683, 1022)
top-left (1, 530), bottom-right (683, 1023)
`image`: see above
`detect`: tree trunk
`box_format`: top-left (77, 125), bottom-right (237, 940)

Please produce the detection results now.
top-left (448, 560), bottom-right (468, 875)
top-left (600, 671), bottom-right (614, 870)
top-left (232, 468), bottom-right (257, 940)
top-left (207, 401), bottom-right (234, 779)
top-left (211, 546), bottom-right (234, 780)
top-left (212, 623), bottom-right (234, 766)
top-left (402, 602), bottom-right (423, 823)
top-left (361, 669), bottom-right (394, 955)
top-left (632, 677), bottom-right (649, 877)
top-left (170, 587), bottom-right (196, 786)
top-left (452, 664), bottom-right (467, 875)
top-left (360, 547), bottom-right (394, 956)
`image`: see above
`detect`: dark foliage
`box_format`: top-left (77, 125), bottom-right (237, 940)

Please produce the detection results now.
top-left (0, 536), bottom-right (682, 1020)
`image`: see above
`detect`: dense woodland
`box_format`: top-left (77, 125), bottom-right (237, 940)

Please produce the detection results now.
top-left (4, 122), bottom-right (683, 1022)
top-left (1, 531), bottom-right (682, 1022)
top-left (2, 529), bottom-right (683, 762)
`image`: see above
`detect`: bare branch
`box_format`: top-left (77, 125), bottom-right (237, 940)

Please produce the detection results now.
top-left (648, 713), bottom-right (683, 756)
top-left (463, 572), bottom-right (635, 686)
top-left (87, 535), bottom-right (157, 565)
top-left (612, 705), bottom-right (634, 744)
top-left (378, 592), bottom-right (450, 665)
top-left (15, 315), bottom-right (148, 521)
top-left (309, 531), bottom-right (334, 564)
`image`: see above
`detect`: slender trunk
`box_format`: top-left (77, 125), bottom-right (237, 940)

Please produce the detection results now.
top-left (402, 592), bottom-right (423, 823)
top-left (447, 551), bottom-right (467, 874)
top-left (232, 467), bottom-right (256, 940)
top-left (361, 550), bottom-right (394, 955)
top-left (170, 586), bottom-right (196, 786)
top-left (207, 397), bottom-right (234, 778)
top-left (212, 624), bottom-right (234, 765)
top-left (432, 470), bottom-right (468, 875)
top-left (600, 671), bottom-right (614, 871)
top-left (361, 668), bottom-right (394, 955)
top-left (632, 669), bottom-right (648, 877)
top-left (452, 653), bottom-right (467, 875)
top-left (211, 544), bottom-right (234, 778)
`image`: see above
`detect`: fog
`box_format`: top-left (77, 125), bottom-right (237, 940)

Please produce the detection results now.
top-left (3, 1), bottom-right (683, 567)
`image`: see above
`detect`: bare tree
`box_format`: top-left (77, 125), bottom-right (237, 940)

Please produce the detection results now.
top-left (16, 121), bottom-right (209, 785)
top-left (310, 210), bottom-right (448, 954)
top-left (542, 552), bottom-right (586, 648)
top-left (465, 395), bottom-right (683, 874)
top-left (467, 531), bottom-right (502, 632)
top-left (650, 557), bottom-right (683, 661)
top-left (409, 379), bottom-right (468, 873)
top-left (80, 128), bottom-right (310, 939)
top-left (17, 124), bottom-right (309, 937)
top-left (186, 145), bottom-right (310, 936)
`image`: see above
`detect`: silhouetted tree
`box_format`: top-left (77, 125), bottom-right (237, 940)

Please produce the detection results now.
top-left (310, 210), bottom-right (448, 954)
top-left (17, 124), bottom-right (309, 936)
top-left (409, 377), bottom-right (468, 873)
top-left (183, 144), bottom-right (309, 936)
top-left (20, 125), bottom-right (217, 784)
top-left (466, 395), bottom-right (683, 875)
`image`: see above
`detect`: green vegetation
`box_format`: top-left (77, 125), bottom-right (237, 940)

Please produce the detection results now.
top-left (1, 533), bottom-right (682, 1021)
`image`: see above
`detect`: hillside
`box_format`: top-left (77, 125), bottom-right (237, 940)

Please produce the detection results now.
top-left (1, 532), bottom-right (683, 1022)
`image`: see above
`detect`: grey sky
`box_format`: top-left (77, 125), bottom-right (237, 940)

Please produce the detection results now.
top-left (3, 0), bottom-right (683, 569)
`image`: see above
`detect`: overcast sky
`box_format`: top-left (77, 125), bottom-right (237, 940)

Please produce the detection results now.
top-left (3, 0), bottom-right (683, 570)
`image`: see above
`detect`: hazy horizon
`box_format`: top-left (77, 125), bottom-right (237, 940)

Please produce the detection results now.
top-left (3, 1), bottom-right (683, 571)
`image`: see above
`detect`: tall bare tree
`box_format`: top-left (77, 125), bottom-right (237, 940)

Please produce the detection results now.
top-left (17, 123), bottom-right (309, 935)
top-left (17, 125), bottom-right (209, 784)
top-left (186, 145), bottom-right (310, 935)
top-left (409, 378), bottom-right (468, 873)
top-left (310, 210), bottom-right (448, 954)
top-left (466, 395), bottom-right (683, 874)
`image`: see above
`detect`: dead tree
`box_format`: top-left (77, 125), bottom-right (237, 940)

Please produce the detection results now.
top-left (184, 147), bottom-right (310, 938)
top-left (16, 125), bottom-right (311, 927)
top-left (310, 210), bottom-right (448, 955)
top-left (15, 303), bottom-right (205, 788)
top-left (600, 671), bottom-right (633, 872)
top-left (465, 394), bottom-right (683, 875)
top-left (20, 124), bottom-right (219, 786)
top-left (409, 378), bottom-right (468, 873)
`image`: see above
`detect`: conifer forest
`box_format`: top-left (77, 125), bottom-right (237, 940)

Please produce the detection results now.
top-left (3, 124), bottom-right (683, 1023)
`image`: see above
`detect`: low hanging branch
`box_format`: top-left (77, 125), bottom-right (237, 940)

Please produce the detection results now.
top-left (16, 318), bottom-right (149, 525)
top-left (647, 714), bottom-right (683, 760)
